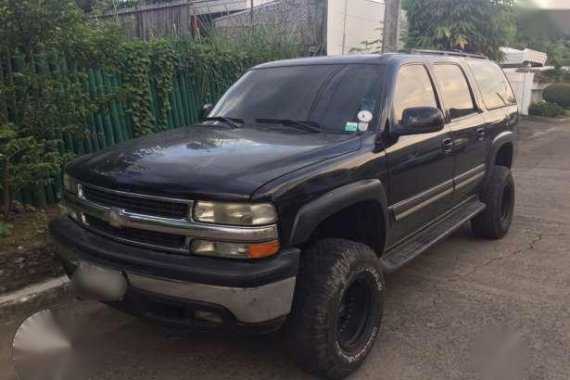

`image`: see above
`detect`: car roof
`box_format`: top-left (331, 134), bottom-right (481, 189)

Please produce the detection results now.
top-left (253, 52), bottom-right (492, 70)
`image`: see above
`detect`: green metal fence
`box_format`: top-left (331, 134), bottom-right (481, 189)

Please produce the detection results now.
top-left (5, 57), bottom-right (240, 208)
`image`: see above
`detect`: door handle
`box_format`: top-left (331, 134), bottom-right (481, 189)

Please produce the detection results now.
top-left (476, 128), bottom-right (485, 140)
top-left (442, 138), bottom-right (453, 153)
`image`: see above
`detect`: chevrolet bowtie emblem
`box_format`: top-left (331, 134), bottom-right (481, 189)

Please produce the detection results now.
top-left (108, 208), bottom-right (124, 228)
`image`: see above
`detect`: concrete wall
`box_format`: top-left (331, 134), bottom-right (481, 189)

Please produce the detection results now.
top-left (326, 0), bottom-right (385, 55)
top-left (213, 0), bottom-right (327, 52)
top-left (504, 69), bottom-right (534, 116)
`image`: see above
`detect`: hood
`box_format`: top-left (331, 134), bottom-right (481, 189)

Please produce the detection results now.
top-left (67, 125), bottom-right (361, 201)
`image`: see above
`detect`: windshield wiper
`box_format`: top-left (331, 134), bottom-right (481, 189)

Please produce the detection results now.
top-left (201, 117), bottom-right (243, 129)
top-left (256, 119), bottom-right (322, 133)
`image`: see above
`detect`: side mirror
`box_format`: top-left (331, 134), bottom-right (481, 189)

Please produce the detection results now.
top-left (200, 103), bottom-right (213, 120)
top-left (392, 107), bottom-right (445, 136)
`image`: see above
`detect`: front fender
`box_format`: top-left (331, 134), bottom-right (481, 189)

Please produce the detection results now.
top-left (288, 179), bottom-right (389, 248)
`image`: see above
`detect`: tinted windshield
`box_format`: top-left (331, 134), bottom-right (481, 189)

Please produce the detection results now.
top-left (210, 64), bottom-right (386, 133)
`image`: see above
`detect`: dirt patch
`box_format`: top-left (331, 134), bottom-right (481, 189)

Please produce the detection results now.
top-left (0, 204), bottom-right (63, 294)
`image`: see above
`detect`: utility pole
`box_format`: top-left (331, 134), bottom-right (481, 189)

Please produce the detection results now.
top-left (250, 0), bottom-right (254, 29)
top-left (382, 0), bottom-right (401, 53)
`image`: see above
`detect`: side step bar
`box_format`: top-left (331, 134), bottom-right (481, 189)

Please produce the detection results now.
top-left (380, 199), bottom-right (486, 273)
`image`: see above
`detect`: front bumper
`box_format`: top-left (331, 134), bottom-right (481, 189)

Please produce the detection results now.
top-left (50, 217), bottom-right (300, 332)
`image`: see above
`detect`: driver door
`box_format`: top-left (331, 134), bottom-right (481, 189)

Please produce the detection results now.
top-left (384, 63), bottom-right (455, 246)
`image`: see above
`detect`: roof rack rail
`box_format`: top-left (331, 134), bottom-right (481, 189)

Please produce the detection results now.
top-left (402, 49), bottom-right (488, 60)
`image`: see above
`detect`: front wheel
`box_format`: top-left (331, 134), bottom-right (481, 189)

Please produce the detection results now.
top-left (471, 165), bottom-right (515, 239)
top-left (285, 239), bottom-right (384, 379)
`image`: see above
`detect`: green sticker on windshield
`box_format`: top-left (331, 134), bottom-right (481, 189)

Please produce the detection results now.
top-left (345, 122), bottom-right (358, 132)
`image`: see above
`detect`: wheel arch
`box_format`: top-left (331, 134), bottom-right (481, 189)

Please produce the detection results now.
top-left (486, 131), bottom-right (515, 180)
top-left (288, 180), bottom-right (390, 255)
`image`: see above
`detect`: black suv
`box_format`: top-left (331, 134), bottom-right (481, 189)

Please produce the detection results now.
top-left (50, 50), bottom-right (518, 379)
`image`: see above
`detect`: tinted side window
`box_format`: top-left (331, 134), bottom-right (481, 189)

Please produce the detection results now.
top-left (468, 61), bottom-right (517, 109)
top-left (393, 65), bottom-right (438, 124)
top-left (433, 64), bottom-right (476, 119)
top-left (311, 65), bottom-right (385, 131)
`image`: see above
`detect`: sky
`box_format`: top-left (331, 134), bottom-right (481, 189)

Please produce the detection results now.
top-left (526, 0), bottom-right (570, 9)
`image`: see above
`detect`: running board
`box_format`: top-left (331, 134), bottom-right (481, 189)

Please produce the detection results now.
top-left (380, 199), bottom-right (486, 273)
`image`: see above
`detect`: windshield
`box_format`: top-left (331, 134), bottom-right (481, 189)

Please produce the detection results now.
top-left (209, 64), bottom-right (386, 133)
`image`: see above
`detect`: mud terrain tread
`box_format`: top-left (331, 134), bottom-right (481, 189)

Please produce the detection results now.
top-left (285, 238), bottom-right (383, 379)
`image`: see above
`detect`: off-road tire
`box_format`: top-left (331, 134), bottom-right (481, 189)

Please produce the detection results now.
top-left (471, 165), bottom-right (515, 239)
top-left (285, 239), bottom-right (384, 379)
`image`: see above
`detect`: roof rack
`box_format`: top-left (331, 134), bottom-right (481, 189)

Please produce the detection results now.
top-left (402, 49), bottom-right (488, 60)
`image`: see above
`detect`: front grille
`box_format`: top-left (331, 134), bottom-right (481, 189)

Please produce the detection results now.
top-left (85, 215), bottom-right (187, 250)
top-left (82, 186), bottom-right (189, 219)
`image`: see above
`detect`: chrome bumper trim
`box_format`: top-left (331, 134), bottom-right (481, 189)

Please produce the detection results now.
top-left (64, 193), bottom-right (278, 243)
top-left (128, 273), bottom-right (296, 324)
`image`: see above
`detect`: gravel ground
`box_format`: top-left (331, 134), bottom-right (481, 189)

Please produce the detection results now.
top-left (0, 117), bottom-right (568, 380)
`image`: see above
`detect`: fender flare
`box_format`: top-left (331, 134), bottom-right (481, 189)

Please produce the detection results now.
top-left (485, 131), bottom-right (515, 181)
top-left (288, 179), bottom-right (389, 248)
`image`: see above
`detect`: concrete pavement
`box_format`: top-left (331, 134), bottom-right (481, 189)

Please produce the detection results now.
top-left (1, 117), bottom-right (569, 379)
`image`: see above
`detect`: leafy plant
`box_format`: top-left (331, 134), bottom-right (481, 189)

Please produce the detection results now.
top-left (528, 101), bottom-right (567, 118)
top-left (0, 0), bottom-right (122, 217)
top-left (0, 219), bottom-right (8, 237)
top-left (151, 40), bottom-right (175, 130)
top-left (0, 1), bottom-right (307, 214)
top-left (123, 43), bottom-right (155, 136)
top-left (543, 83), bottom-right (570, 108)
top-left (405, 0), bottom-right (516, 61)
top-left (513, 8), bottom-right (570, 69)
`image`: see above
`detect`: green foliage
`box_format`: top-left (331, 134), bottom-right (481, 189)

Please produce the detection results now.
top-left (0, 0), bottom-right (122, 217)
top-left (406, 0), bottom-right (516, 60)
top-left (0, 219), bottom-right (8, 236)
top-left (121, 28), bottom-right (306, 136)
top-left (513, 8), bottom-right (570, 68)
top-left (528, 101), bottom-right (567, 118)
top-left (0, 122), bottom-right (66, 207)
top-left (543, 83), bottom-right (570, 108)
top-left (151, 40), bottom-right (175, 130)
top-left (123, 43), bottom-right (155, 136)
top-left (1, 1), bottom-right (307, 215)
top-left (541, 69), bottom-right (570, 83)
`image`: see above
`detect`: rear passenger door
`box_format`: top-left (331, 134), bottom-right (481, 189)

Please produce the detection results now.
top-left (431, 63), bottom-right (487, 201)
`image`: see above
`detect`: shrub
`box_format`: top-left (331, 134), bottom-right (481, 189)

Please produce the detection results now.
top-left (528, 101), bottom-right (567, 118)
top-left (543, 83), bottom-right (570, 108)
top-left (0, 0), bottom-right (123, 218)
top-left (0, 2), bottom-right (308, 215)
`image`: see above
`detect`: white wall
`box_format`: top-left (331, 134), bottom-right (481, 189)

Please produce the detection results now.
top-left (503, 69), bottom-right (534, 116)
top-left (327, 0), bottom-right (385, 55)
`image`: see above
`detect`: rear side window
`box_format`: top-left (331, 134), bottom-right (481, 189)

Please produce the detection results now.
top-left (433, 64), bottom-right (476, 119)
top-left (468, 61), bottom-right (516, 109)
top-left (393, 65), bottom-right (438, 124)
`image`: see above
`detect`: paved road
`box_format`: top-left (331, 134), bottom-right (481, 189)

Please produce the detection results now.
top-left (1, 118), bottom-right (569, 380)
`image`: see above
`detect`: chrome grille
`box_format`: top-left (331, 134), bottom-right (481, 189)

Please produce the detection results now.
top-left (85, 215), bottom-right (187, 250)
top-left (82, 185), bottom-right (189, 219)
top-left (64, 182), bottom-right (279, 254)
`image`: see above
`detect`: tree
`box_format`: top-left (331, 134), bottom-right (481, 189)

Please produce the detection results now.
top-left (0, 0), bottom-right (122, 217)
top-left (514, 7), bottom-right (570, 68)
top-left (405, 0), bottom-right (516, 60)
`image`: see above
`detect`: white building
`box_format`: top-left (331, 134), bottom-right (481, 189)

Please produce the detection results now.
top-left (214, 0), bottom-right (390, 56)
top-left (500, 47), bottom-right (548, 116)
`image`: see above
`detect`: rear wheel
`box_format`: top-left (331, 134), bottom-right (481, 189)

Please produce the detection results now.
top-left (285, 239), bottom-right (384, 379)
top-left (471, 166), bottom-right (515, 239)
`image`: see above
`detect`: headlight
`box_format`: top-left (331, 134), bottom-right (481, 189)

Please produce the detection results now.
top-left (63, 173), bottom-right (78, 194)
top-left (191, 239), bottom-right (280, 259)
top-left (193, 202), bottom-right (277, 226)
